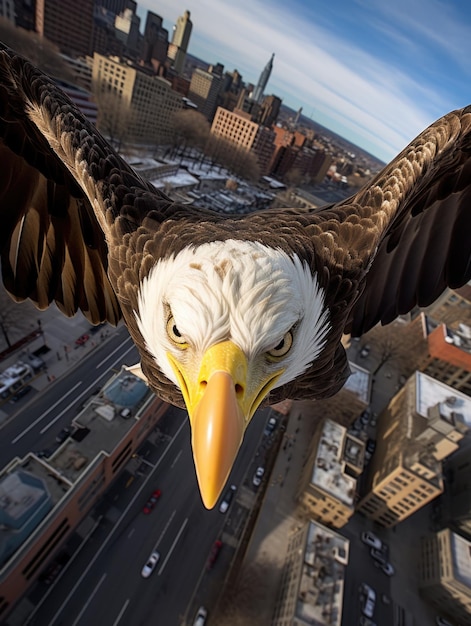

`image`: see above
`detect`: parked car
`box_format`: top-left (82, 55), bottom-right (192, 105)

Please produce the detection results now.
top-left (370, 548), bottom-right (387, 564)
top-left (380, 561), bottom-right (395, 576)
top-left (141, 551), bottom-right (160, 578)
top-left (27, 353), bottom-right (46, 372)
top-left (193, 606), bottom-right (208, 626)
top-left (252, 466), bottom-right (265, 487)
top-left (359, 582), bottom-right (376, 618)
top-left (75, 333), bottom-right (90, 346)
top-left (366, 439), bottom-right (376, 454)
top-left (264, 416), bottom-right (278, 435)
top-left (360, 409), bottom-right (371, 426)
top-left (361, 531), bottom-right (382, 550)
top-left (219, 484), bottom-right (236, 513)
top-left (207, 540), bottom-right (222, 569)
top-left (143, 489), bottom-right (161, 514)
top-left (359, 617), bottom-right (377, 626)
top-left (9, 385), bottom-right (33, 403)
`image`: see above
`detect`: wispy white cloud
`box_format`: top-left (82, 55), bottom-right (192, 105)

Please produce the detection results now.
top-left (137, 0), bottom-right (471, 162)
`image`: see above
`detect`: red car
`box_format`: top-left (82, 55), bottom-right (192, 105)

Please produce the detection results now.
top-left (207, 540), bottom-right (222, 569)
top-left (75, 334), bottom-right (90, 346)
top-left (143, 489), bottom-right (161, 514)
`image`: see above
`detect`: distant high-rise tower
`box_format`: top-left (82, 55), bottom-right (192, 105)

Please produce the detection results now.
top-left (168, 10), bottom-right (193, 75)
top-left (252, 53), bottom-right (274, 104)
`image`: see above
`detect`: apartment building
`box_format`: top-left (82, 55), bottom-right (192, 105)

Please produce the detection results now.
top-left (273, 520), bottom-right (349, 626)
top-left (0, 367), bottom-right (169, 620)
top-left (92, 53), bottom-right (184, 145)
top-left (420, 315), bottom-right (471, 396)
top-left (297, 418), bottom-right (365, 529)
top-left (357, 372), bottom-right (469, 527)
top-left (419, 528), bottom-right (471, 625)
top-left (210, 107), bottom-right (275, 175)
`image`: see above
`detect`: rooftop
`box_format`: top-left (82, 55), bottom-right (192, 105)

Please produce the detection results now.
top-left (416, 371), bottom-right (471, 428)
top-left (48, 368), bottom-right (154, 483)
top-left (344, 361), bottom-right (371, 404)
top-left (296, 520), bottom-right (349, 625)
top-left (311, 419), bottom-right (357, 506)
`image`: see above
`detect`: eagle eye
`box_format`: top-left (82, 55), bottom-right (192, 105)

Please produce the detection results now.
top-left (167, 316), bottom-right (188, 348)
top-left (267, 331), bottom-right (293, 359)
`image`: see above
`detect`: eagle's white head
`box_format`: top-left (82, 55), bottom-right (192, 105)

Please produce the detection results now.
top-left (135, 239), bottom-right (330, 507)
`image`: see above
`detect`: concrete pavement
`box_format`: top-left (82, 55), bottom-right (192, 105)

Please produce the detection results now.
top-left (0, 301), bottom-right (124, 424)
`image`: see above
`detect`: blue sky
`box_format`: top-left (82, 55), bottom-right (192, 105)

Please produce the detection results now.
top-left (137, 0), bottom-right (471, 163)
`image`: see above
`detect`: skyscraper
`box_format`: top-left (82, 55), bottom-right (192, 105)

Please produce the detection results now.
top-left (168, 10), bottom-right (193, 75)
top-left (252, 53), bottom-right (274, 104)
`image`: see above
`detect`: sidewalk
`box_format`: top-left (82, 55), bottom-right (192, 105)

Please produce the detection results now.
top-left (0, 301), bottom-right (123, 424)
top-left (224, 399), bottom-right (321, 625)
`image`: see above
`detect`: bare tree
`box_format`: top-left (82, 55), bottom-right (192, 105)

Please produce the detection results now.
top-left (170, 109), bottom-right (210, 160)
top-left (93, 89), bottom-right (132, 153)
top-left (0, 18), bottom-right (74, 82)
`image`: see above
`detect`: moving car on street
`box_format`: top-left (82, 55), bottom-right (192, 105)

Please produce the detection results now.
top-left (141, 551), bottom-right (160, 578)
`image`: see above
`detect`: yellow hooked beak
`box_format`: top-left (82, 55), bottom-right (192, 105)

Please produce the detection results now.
top-left (167, 341), bottom-right (283, 509)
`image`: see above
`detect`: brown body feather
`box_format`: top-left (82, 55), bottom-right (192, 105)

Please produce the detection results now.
top-left (1, 42), bottom-right (471, 407)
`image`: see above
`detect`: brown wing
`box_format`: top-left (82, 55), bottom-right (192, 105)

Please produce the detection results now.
top-left (297, 105), bottom-right (471, 337)
top-left (346, 105), bottom-right (471, 335)
top-left (0, 43), bottom-right (157, 324)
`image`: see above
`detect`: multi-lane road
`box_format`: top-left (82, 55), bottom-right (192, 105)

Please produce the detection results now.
top-left (3, 327), bottom-right (268, 626)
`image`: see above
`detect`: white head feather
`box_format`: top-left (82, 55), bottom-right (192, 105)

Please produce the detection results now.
top-left (135, 239), bottom-right (330, 389)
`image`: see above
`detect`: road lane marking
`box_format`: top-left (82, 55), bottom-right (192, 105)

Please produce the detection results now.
top-left (154, 510), bottom-right (176, 550)
top-left (71, 572), bottom-right (107, 626)
top-left (112, 599), bottom-right (130, 626)
top-left (13, 343), bottom-right (137, 442)
top-left (47, 417), bottom-right (187, 626)
top-left (127, 528), bottom-right (136, 539)
top-left (95, 337), bottom-right (132, 369)
top-left (158, 517), bottom-right (188, 576)
top-left (11, 382), bottom-right (82, 443)
top-left (171, 449), bottom-right (182, 468)
top-left (40, 345), bottom-right (136, 434)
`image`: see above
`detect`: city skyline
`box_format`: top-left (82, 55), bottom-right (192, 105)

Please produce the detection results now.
top-left (137, 0), bottom-right (471, 163)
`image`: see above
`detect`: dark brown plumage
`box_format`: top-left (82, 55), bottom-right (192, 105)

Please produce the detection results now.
top-left (2, 43), bottom-right (471, 506)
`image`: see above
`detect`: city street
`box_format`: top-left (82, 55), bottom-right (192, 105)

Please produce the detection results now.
top-left (1, 327), bottom-right (270, 626)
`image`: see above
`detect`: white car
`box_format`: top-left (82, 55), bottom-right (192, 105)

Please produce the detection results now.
top-left (359, 583), bottom-right (376, 619)
top-left (141, 551), bottom-right (160, 578)
top-left (361, 531), bottom-right (382, 550)
top-left (219, 484), bottom-right (237, 513)
top-left (193, 606), bottom-right (208, 626)
top-left (252, 466), bottom-right (265, 487)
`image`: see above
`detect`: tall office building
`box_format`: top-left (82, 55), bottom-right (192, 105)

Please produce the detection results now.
top-left (142, 11), bottom-right (169, 68)
top-left (273, 520), bottom-right (349, 626)
top-left (357, 372), bottom-right (469, 527)
top-left (92, 53), bottom-right (184, 144)
top-left (419, 529), bottom-right (471, 624)
top-left (252, 53), bottom-right (274, 103)
top-left (35, 0), bottom-right (94, 57)
top-left (296, 418), bottom-right (365, 529)
top-left (168, 10), bottom-right (192, 75)
top-left (187, 64), bottom-right (224, 120)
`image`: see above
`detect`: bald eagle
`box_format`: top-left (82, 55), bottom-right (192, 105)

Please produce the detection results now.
top-left (1, 43), bottom-right (471, 508)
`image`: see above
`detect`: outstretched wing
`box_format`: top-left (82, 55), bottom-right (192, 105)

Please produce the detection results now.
top-left (0, 43), bottom-right (158, 324)
top-left (317, 105), bottom-right (471, 336)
